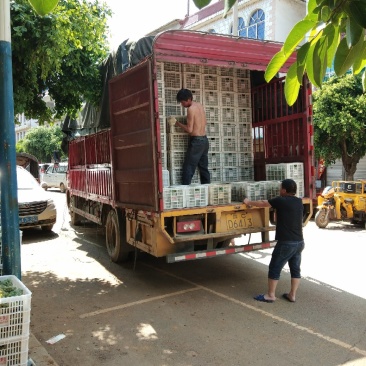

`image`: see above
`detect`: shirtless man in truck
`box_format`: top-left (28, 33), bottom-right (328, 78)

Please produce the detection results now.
top-left (174, 88), bottom-right (210, 185)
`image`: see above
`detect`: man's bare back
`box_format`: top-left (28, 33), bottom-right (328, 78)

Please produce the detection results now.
top-left (186, 101), bottom-right (207, 136)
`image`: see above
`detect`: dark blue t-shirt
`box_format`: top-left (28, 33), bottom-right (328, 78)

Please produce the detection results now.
top-left (268, 195), bottom-right (304, 241)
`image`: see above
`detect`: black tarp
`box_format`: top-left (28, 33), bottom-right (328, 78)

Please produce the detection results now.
top-left (61, 36), bottom-right (155, 152)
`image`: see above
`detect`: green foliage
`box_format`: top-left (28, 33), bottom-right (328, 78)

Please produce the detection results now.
top-left (28, 0), bottom-right (59, 16)
top-left (313, 74), bottom-right (366, 179)
top-left (21, 125), bottom-right (65, 162)
top-left (265, 0), bottom-right (366, 105)
top-left (11, 0), bottom-right (111, 122)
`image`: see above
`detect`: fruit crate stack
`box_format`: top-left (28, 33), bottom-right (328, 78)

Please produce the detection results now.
top-left (265, 163), bottom-right (304, 197)
top-left (181, 65), bottom-right (254, 183)
top-left (0, 275), bottom-right (32, 366)
top-left (156, 62), bottom-right (184, 170)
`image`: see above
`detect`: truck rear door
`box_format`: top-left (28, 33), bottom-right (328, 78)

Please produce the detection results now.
top-left (109, 59), bottom-right (159, 211)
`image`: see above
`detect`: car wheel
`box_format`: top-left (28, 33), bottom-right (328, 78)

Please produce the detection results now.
top-left (60, 183), bottom-right (66, 193)
top-left (42, 224), bottom-right (54, 232)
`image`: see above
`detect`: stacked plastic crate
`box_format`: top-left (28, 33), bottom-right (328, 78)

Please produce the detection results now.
top-left (156, 62), bottom-right (183, 170)
top-left (266, 162), bottom-right (304, 197)
top-left (0, 275), bottom-right (32, 365)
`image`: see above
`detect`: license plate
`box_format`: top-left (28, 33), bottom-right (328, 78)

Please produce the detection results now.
top-left (226, 212), bottom-right (253, 230)
top-left (19, 215), bottom-right (38, 224)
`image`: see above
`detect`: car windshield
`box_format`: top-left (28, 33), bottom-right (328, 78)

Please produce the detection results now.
top-left (17, 167), bottom-right (41, 190)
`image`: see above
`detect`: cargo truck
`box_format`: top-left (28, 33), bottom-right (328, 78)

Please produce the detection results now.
top-left (66, 30), bottom-right (314, 263)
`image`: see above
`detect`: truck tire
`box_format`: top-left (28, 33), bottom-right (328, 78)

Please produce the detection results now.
top-left (315, 209), bottom-right (329, 228)
top-left (105, 209), bottom-right (132, 262)
top-left (70, 196), bottom-right (82, 226)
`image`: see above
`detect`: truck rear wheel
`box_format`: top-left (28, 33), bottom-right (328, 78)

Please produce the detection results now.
top-left (105, 209), bottom-right (132, 262)
top-left (70, 196), bottom-right (82, 226)
top-left (315, 209), bottom-right (329, 228)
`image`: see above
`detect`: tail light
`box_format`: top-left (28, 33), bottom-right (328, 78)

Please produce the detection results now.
top-left (177, 220), bottom-right (202, 233)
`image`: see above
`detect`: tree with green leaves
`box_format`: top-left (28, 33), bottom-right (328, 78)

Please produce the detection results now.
top-left (313, 74), bottom-right (366, 180)
top-left (193, 0), bottom-right (366, 105)
top-left (11, 0), bottom-right (111, 123)
top-left (16, 125), bottom-right (65, 163)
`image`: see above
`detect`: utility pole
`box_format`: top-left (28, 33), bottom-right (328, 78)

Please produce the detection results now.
top-left (0, 0), bottom-right (22, 278)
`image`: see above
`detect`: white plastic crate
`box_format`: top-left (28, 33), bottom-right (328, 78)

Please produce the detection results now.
top-left (157, 80), bottom-right (164, 98)
top-left (164, 72), bottom-right (182, 88)
top-left (208, 184), bottom-right (232, 205)
top-left (203, 74), bottom-right (219, 90)
top-left (237, 93), bottom-right (251, 108)
top-left (164, 62), bottom-right (181, 72)
top-left (208, 152), bottom-right (222, 168)
top-left (231, 181), bottom-right (250, 201)
top-left (206, 122), bottom-right (220, 137)
top-left (160, 134), bottom-right (167, 153)
top-left (0, 275), bottom-right (31, 341)
top-left (207, 137), bottom-right (221, 152)
top-left (237, 108), bottom-right (252, 123)
top-left (168, 134), bottom-right (189, 151)
top-left (221, 107), bottom-right (236, 123)
top-left (167, 115), bottom-right (187, 133)
top-left (219, 67), bottom-right (234, 77)
top-left (237, 78), bottom-right (251, 93)
top-left (204, 91), bottom-right (219, 106)
top-left (235, 69), bottom-right (250, 78)
top-left (246, 182), bottom-right (267, 200)
top-left (222, 137), bottom-right (237, 152)
top-left (220, 92), bottom-right (236, 108)
top-left (164, 88), bottom-right (180, 105)
top-left (161, 151), bottom-right (167, 169)
top-left (221, 123), bottom-right (237, 137)
top-left (238, 138), bottom-right (252, 151)
top-left (203, 65), bottom-right (218, 75)
top-left (191, 89), bottom-right (202, 103)
top-left (265, 162), bottom-right (304, 180)
top-left (162, 170), bottom-right (170, 188)
top-left (205, 107), bottom-right (220, 122)
top-left (209, 168), bottom-right (222, 183)
top-left (168, 150), bottom-right (185, 168)
top-left (185, 185), bottom-right (209, 207)
top-left (220, 76), bottom-right (235, 92)
top-left (266, 181), bottom-right (281, 199)
top-left (238, 167), bottom-right (254, 181)
top-left (237, 123), bottom-right (251, 137)
top-left (163, 186), bottom-right (187, 209)
top-left (183, 64), bottom-right (202, 73)
top-left (0, 335), bottom-right (29, 366)
top-left (223, 153), bottom-right (238, 167)
top-left (156, 62), bottom-right (164, 81)
top-left (294, 179), bottom-right (305, 198)
top-left (161, 103), bottom-right (183, 117)
top-left (183, 73), bottom-right (202, 90)
top-left (223, 167), bottom-right (239, 182)
top-left (238, 153), bottom-right (253, 167)
top-left (169, 169), bottom-right (200, 186)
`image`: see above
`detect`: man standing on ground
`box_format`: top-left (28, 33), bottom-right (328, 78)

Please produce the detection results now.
top-left (243, 179), bottom-right (305, 303)
top-left (174, 88), bottom-right (210, 185)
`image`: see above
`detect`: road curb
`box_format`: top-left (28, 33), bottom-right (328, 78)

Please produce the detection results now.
top-left (28, 333), bottom-right (59, 366)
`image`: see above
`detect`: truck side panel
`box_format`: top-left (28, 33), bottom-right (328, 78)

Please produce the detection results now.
top-left (109, 60), bottom-right (159, 212)
top-left (252, 77), bottom-right (314, 199)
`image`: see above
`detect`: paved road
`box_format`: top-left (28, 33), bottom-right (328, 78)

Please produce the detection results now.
top-left (21, 190), bottom-right (366, 366)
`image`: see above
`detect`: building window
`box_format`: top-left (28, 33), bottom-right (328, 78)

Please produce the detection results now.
top-left (238, 17), bottom-right (247, 37)
top-left (230, 17), bottom-right (247, 37)
top-left (248, 9), bottom-right (265, 40)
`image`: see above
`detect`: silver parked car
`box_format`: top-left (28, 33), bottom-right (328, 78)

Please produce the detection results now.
top-left (17, 166), bottom-right (57, 231)
top-left (40, 162), bottom-right (68, 193)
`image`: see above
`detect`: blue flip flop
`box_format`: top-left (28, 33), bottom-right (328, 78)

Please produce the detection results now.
top-left (254, 294), bottom-right (274, 303)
